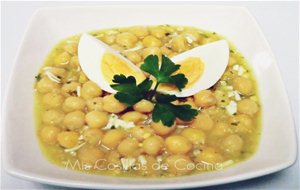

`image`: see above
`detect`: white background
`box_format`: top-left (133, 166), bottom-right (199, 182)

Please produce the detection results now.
top-left (1, 1), bottom-right (299, 189)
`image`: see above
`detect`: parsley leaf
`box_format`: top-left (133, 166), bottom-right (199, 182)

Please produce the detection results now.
top-left (35, 73), bottom-right (41, 81)
top-left (111, 55), bottom-right (199, 127)
top-left (140, 55), bottom-right (188, 91)
top-left (153, 93), bottom-right (198, 126)
top-left (110, 74), bottom-right (152, 106)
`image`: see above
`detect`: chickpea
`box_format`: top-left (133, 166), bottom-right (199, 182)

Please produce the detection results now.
top-left (102, 129), bottom-right (126, 149)
top-left (42, 109), bottom-right (64, 125)
top-left (57, 131), bottom-right (79, 148)
top-left (142, 136), bottom-right (164, 156)
top-left (221, 134), bottom-right (244, 155)
top-left (129, 126), bottom-right (153, 141)
top-left (86, 97), bottom-right (103, 111)
top-left (194, 90), bottom-right (217, 108)
top-left (107, 150), bottom-right (121, 165)
top-left (160, 46), bottom-right (173, 56)
top-left (141, 47), bottom-right (162, 60)
top-left (54, 52), bottom-right (71, 66)
top-left (191, 113), bottom-right (214, 131)
top-left (77, 145), bottom-right (105, 165)
top-left (111, 44), bottom-right (125, 52)
top-left (150, 27), bottom-right (167, 39)
top-left (133, 100), bottom-right (154, 113)
top-left (116, 32), bottom-right (138, 48)
top-left (181, 128), bottom-right (206, 145)
top-left (195, 147), bottom-right (223, 164)
top-left (45, 67), bottom-right (66, 79)
top-left (171, 36), bottom-right (187, 53)
top-left (151, 121), bottom-right (175, 136)
top-left (102, 35), bottom-right (115, 45)
top-left (70, 56), bottom-right (79, 68)
top-left (62, 97), bottom-right (85, 112)
top-left (40, 125), bottom-right (61, 145)
top-left (142, 36), bottom-right (162, 47)
top-left (85, 111), bottom-right (109, 128)
top-left (36, 77), bottom-right (59, 94)
top-left (121, 111), bottom-right (147, 124)
top-left (79, 72), bottom-right (88, 83)
top-left (81, 81), bottom-right (102, 100)
top-left (165, 155), bottom-right (194, 175)
top-left (129, 26), bottom-right (149, 38)
top-left (42, 92), bottom-right (64, 108)
top-left (63, 111), bottom-right (85, 130)
top-left (117, 138), bottom-right (140, 157)
top-left (230, 114), bottom-right (253, 133)
top-left (83, 128), bottom-right (104, 145)
top-left (123, 51), bottom-right (142, 64)
top-left (61, 82), bottom-right (80, 97)
top-left (232, 76), bottom-right (254, 95)
top-left (165, 135), bottom-right (192, 155)
top-left (237, 99), bottom-right (258, 115)
top-left (228, 56), bottom-right (237, 66)
top-left (103, 94), bottom-right (127, 113)
top-left (64, 43), bottom-right (77, 55)
top-left (210, 122), bottom-right (232, 137)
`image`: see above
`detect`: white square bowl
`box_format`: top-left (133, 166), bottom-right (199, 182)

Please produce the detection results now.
top-left (2, 5), bottom-right (297, 189)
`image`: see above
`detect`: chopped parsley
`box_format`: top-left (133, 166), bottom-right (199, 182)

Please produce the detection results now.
top-left (35, 73), bottom-right (41, 81)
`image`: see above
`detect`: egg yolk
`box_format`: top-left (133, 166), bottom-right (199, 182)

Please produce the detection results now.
top-left (158, 57), bottom-right (205, 91)
top-left (101, 52), bottom-right (145, 84)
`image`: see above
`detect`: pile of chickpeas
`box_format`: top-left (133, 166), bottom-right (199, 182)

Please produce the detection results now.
top-left (36, 25), bottom-right (260, 177)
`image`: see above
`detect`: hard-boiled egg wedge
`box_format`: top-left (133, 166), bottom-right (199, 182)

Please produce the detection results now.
top-left (78, 33), bottom-right (146, 93)
top-left (78, 33), bottom-right (229, 97)
top-left (157, 40), bottom-right (229, 97)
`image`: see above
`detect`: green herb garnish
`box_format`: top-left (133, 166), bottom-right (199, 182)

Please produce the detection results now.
top-left (110, 55), bottom-right (198, 127)
top-left (35, 73), bottom-right (41, 81)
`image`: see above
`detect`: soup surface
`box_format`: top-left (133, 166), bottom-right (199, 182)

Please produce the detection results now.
top-left (34, 25), bottom-right (261, 177)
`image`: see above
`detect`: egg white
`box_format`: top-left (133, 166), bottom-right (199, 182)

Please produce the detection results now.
top-left (78, 34), bottom-right (229, 97)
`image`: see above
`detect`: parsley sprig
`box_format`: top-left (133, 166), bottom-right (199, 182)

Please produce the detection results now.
top-left (110, 55), bottom-right (198, 127)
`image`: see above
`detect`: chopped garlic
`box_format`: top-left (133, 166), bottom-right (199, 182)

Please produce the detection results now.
top-left (78, 135), bottom-right (84, 141)
top-left (44, 70), bottom-right (61, 83)
top-left (221, 160), bottom-right (234, 168)
top-left (156, 156), bottom-right (163, 163)
top-left (233, 91), bottom-right (241, 101)
top-left (184, 34), bottom-right (196, 43)
top-left (238, 67), bottom-right (245, 76)
top-left (233, 64), bottom-right (240, 71)
top-left (64, 142), bottom-right (86, 153)
top-left (226, 86), bottom-right (233, 90)
top-left (177, 125), bottom-right (189, 129)
top-left (226, 101), bottom-right (237, 115)
top-left (122, 43), bottom-right (143, 53)
top-left (138, 155), bottom-right (147, 165)
top-left (121, 158), bottom-right (136, 170)
top-left (103, 114), bottom-right (135, 130)
top-left (220, 81), bottom-right (227, 86)
top-left (193, 149), bottom-right (201, 156)
top-left (76, 86), bottom-right (81, 97)
top-left (142, 118), bottom-right (152, 125)
top-left (228, 91), bottom-right (234, 97)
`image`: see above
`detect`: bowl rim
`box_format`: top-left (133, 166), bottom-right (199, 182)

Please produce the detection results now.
top-left (2, 5), bottom-right (298, 189)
